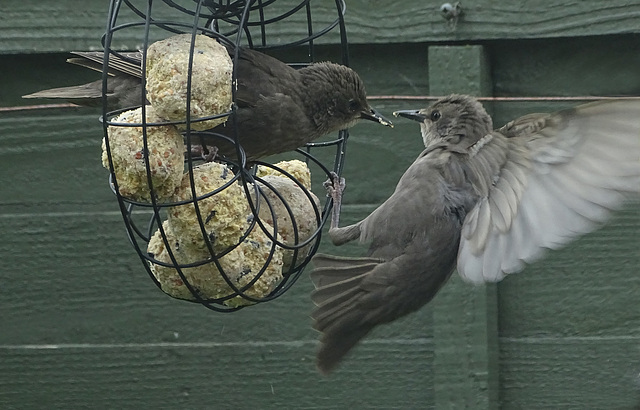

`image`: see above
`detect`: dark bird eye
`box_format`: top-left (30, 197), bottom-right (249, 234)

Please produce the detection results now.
top-left (348, 99), bottom-right (359, 112)
top-left (430, 110), bottom-right (441, 121)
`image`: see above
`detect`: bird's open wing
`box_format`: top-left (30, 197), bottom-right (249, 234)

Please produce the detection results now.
top-left (457, 99), bottom-right (640, 284)
top-left (497, 112), bottom-right (550, 137)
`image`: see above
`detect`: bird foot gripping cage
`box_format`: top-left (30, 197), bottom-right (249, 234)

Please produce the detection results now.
top-left (101, 0), bottom-right (349, 311)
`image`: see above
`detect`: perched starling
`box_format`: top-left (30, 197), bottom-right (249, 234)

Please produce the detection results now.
top-left (311, 94), bottom-right (640, 374)
top-left (23, 42), bottom-right (392, 161)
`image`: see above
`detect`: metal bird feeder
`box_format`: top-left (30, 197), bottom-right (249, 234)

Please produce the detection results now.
top-left (101, 0), bottom-right (350, 311)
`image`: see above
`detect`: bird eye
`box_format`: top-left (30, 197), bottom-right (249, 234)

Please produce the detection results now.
top-left (430, 110), bottom-right (441, 121)
top-left (348, 99), bottom-right (359, 112)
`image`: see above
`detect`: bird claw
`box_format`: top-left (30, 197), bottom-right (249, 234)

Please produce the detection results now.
top-left (324, 172), bottom-right (346, 230)
top-left (323, 172), bottom-right (346, 202)
top-left (190, 145), bottom-right (219, 162)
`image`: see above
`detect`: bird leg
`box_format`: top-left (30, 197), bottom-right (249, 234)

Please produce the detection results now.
top-left (323, 172), bottom-right (361, 246)
top-left (324, 171), bottom-right (346, 230)
top-left (189, 144), bottom-right (219, 163)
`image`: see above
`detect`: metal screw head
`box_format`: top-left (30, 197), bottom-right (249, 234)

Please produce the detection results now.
top-left (440, 2), bottom-right (462, 20)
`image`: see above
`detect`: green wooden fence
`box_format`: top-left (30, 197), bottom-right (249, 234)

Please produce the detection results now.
top-left (1, 1), bottom-right (638, 408)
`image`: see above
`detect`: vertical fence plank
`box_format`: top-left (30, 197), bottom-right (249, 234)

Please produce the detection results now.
top-left (428, 45), bottom-right (500, 409)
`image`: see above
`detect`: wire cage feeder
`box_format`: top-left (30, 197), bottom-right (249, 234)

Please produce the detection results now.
top-left (100, 0), bottom-right (350, 312)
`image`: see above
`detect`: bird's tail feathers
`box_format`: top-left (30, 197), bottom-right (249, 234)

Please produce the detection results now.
top-left (22, 83), bottom-right (102, 101)
top-left (66, 56), bottom-right (105, 74)
top-left (311, 253), bottom-right (381, 288)
top-left (310, 253), bottom-right (384, 374)
top-left (316, 324), bottom-right (373, 375)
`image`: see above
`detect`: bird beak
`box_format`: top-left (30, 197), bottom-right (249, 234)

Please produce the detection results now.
top-left (361, 107), bottom-right (393, 127)
top-left (393, 109), bottom-right (428, 123)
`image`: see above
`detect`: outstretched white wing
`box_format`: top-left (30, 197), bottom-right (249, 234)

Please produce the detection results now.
top-left (458, 99), bottom-right (640, 284)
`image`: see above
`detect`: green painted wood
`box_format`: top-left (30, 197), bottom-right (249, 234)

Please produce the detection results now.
top-left (497, 203), bottom-right (640, 409)
top-left (490, 35), bottom-right (640, 100)
top-left (2, 0), bottom-right (640, 54)
top-left (0, 203), bottom-right (434, 344)
top-left (428, 45), bottom-right (492, 97)
top-left (499, 337), bottom-right (640, 408)
top-left (0, 96), bottom-right (437, 408)
top-left (1, 34), bottom-right (640, 409)
top-left (498, 205), bottom-right (640, 339)
top-left (427, 45), bottom-right (500, 409)
top-left (0, 54), bottom-right (104, 108)
top-left (0, 341), bottom-right (435, 409)
top-left (485, 40), bottom-right (639, 408)
top-left (344, 0), bottom-right (640, 44)
top-left (0, 114), bottom-right (111, 212)
top-left (0, 203), bottom-right (438, 409)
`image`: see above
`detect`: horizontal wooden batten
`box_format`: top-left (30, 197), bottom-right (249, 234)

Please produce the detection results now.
top-left (2, 1), bottom-right (640, 54)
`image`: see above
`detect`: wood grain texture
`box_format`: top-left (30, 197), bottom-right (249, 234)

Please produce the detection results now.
top-left (499, 338), bottom-right (640, 408)
top-left (0, 113), bottom-right (110, 212)
top-left (1, 33), bottom-right (640, 408)
top-left (496, 203), bottom-right (640, 409)
top-left (0, 205), bottom-right (435, 344)
top-left (0, 341), bottom-right (435, 409)
top-left (498, 205), bottom-right (640, 339)
top-left (0, 54), bottom-right (104, 108)
top-left (2, 0), bottom-right (640, 54)
top-left (345, 0), bottom-right (640, 43)
top-left (490, 35), bottom-right (640, 101)
top-left (428, 45), bottom-right (500, 409)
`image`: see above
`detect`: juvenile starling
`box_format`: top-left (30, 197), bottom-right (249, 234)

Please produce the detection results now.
top-left (311, 94), bottom-right (640, 374)
top-left (23, 44), bottom-right (392, 161)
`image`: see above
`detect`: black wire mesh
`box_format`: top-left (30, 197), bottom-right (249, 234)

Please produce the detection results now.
top-left (100, 0), bottom-right (350, 311)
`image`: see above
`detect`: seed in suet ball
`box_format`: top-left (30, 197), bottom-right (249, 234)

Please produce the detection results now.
top-left (256, 159), bottom-right (313, 190)
top-left (168, 162), bottom-right (251, 255)
top-left (146, 34), bottom-right (233, 131)
top-left (148, 221), bottom-right (284, 307)
top-left (103, 105), bottom-right (184, 202)
top-left (251, 173), bottom-right (320, 272)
